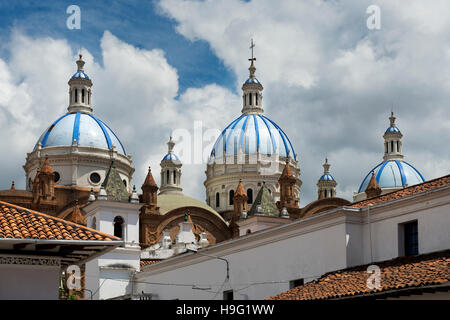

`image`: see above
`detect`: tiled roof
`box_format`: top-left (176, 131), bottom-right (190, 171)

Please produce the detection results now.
top-left (0, 200), bottom-right (118, 241)
top-left (140, 259), bottom-right (161, 268)
top-left (269, 250), bottom-right (450, 300)
top-left (352, 174), bottom-right (450, 208)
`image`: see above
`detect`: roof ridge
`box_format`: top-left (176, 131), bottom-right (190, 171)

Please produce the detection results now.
top-left (0, 200), bottom-right (120, 241)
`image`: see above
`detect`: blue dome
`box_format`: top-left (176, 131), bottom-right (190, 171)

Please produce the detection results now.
top-left (34, 112), bottom-right (126, 154)
top-left (210, 114), bottom-right (296, 160)
top-left (385, 126), bottom-right (401, 134)
top-left (358, 160), bottom-right (425, 193)
top-left (244, 77), bottom-right (261, 84)
top-left (319, 174), bottom-right (335, 181)
top-left (162, 153), bottom-right (180, 161)
top-left (71, 72), bottom-right (90, 80)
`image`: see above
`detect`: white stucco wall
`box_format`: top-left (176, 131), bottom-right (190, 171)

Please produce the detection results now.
top-left (134, 186), bottom-right (450, 300)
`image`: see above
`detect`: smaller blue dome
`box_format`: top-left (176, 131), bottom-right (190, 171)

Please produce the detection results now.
top-left (385, 126), bottom-right (401, 134)
top-left (34, 112), bottom-right (126, 154)
top-left (162, 153), bottom-right (180, 161)
top-left (358, 160), bottom-right (425, 193)
top-left (71, 72), bottom-right (90, 80)
top-left (244, 77), bottom-right (260, 84)
top-left (319, 174), bottom-right (335, 181)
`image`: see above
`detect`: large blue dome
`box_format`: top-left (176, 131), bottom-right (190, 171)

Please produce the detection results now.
top-left (358, 160), bottom-right (425, 193)
top-left (34, 112), bottom-right (126, 154)
top-left (210, 113), bottom-right (296, 160)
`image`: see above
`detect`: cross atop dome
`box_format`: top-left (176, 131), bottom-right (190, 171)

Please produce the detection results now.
top-left (248, 38), bottom-right (256, 79)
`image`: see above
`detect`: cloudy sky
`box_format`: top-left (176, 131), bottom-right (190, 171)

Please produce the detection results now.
top-left (0, 0), bottom-right (449, 205)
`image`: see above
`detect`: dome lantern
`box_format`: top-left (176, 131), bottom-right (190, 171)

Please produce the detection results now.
top-left (317, 158), bottom-right (337, 199)
top-left (383, 111), bottom-right (403, 161)
top-left (160, 136), bottom-right (183, 195)
top-left (68, 54), bottom-right (93, 114)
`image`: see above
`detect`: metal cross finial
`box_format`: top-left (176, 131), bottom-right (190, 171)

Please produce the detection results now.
top-left (249, 38), bottom-right (256, 63)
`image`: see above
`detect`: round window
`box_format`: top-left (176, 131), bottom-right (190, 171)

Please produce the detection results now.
top-left (54, 172), bottom-right (60, 183)
top-left (90, 172), bottom-right (101, 184)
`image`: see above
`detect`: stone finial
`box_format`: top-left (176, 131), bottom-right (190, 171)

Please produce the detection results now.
top-left (323, 158), bottom-right (330, 174)
top-left (97, 184), bottom-right (108, 200)
top-left (130, 185), bottom-right (139, 203)
top-left (167, 136), bottom-right (175, 154)
top-left (280, 206), bottom-right (289, 219)
top-left (10, 181), bottom-right (15, 190)
top-left (76, 53), bottom-right (85, 73)
top-left (389, 111), bottom-right (396, 127)
top-left (87, 188), bottom-right (96, 203)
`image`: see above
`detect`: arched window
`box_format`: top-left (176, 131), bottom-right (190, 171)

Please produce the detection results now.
top-left (247, 188), bottom-right (253, 204)
top-left (166, 170), bottom-right (170, 184)
top-left (243, 95), bottom-right (246, 106)
top-left (88, 91), bottom-right (90, 104)
top-left (82, 89), bottom-right (85, 103)
top-left (249, 93), bottom-right (252, 105)
top-left (246, 229), bottom-right (252, 235)
top-left (92, 217), bottom-right (97, 229)
top-left (255, 93), bottom-right (258, 105)
top-left (397, 141), bottom-right (400, 153)
top-left (74, 89), bottom-right (78, 102)
top-left (113, 216), bottom-right (124, 238)
top-left (173, 170), bottom-right (177, 184)
top-left (229, 190), bottom-right (234, 205)
top-left (216, 192), bottom-right (220, 208)
top-left (324, 189), bottom-right (328, 198)
top-left (391, 141), bottom-right (394, 153)
top-left (385, 142), bottom-right (388, 153)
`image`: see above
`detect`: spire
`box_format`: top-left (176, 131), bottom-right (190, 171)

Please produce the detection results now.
top-left (143, 166), bottom-right (158, 187)
top-left (40, 156), bottom-right (54, 175)
top-left (365, 171), bottom-right (382, 198)
top-left (232, 179), bottom-right (248, 222)
top-left (383, 111), bottom-right (403, 161)
top-left (241, 39), bottom-right (264, 115)
top-left (278, 159), bottom-right (299, 208)
top-left (142, 166), bottom-right (159, 208)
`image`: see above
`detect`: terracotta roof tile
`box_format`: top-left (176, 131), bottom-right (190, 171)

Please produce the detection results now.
top-left (352, 174), bottom-right (450, 208)
top-left (0, 200), bottom-right (119, 241)
top-left (269, 250), bottom-right (450, 300)
top-left (140, 259), bottom-right (161, 268)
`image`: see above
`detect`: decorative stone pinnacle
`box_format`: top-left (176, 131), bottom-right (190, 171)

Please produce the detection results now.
top-left (76, 54), bottom-right (85, 73)
top-left (389, 111), bottom-right (396, 127)
top-left (168, 136), bottom-right (175, 153)
top-left (323, 158), bottom-right (330, 174)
